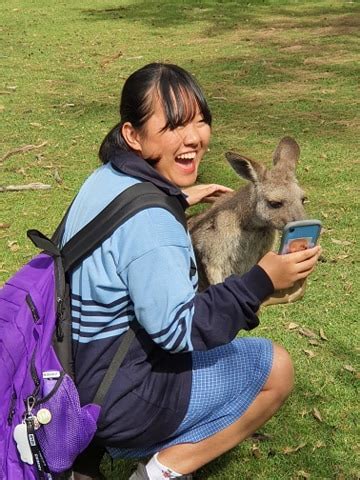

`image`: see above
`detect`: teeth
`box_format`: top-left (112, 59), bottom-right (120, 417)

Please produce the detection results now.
top-left (176, 152), bottom-right (196, 160)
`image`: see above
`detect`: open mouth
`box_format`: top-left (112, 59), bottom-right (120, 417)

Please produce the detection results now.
top-left (175, 152), bottom-right (197, 173)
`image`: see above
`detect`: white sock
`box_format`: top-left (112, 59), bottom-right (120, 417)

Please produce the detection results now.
top-left (145, 452), bottom-right (183, 479)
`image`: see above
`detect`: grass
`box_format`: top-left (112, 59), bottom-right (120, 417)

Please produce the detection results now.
top-left (1, 0), bottom-right (359, 478)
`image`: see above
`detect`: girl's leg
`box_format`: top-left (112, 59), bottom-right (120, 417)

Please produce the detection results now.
top-left (157, 343), bottom-right (294, 475)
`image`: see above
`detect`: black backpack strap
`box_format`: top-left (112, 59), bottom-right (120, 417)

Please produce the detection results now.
top-left (60, 182), bottom-right (187, 272)
top-left (27, 229), bottom-right (61, 257)
top-left (93, 325), bottom-right (137, 406)
top-left (57, 182), bottom-right (187, 405)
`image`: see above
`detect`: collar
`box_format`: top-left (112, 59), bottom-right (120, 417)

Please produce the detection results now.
top-left (109, 150), bottom-right (189, 209)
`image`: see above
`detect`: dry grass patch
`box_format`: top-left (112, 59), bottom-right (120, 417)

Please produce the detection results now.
top-left (303, 51), bottom-right (359, 66)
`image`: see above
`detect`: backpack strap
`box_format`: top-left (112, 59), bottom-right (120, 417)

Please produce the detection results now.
top-left (57, 182), bottom-right (188, 405)
top-left (93, 326), bottom-right (136, 406)
top-left (60, 182), bottom-right (187, 272)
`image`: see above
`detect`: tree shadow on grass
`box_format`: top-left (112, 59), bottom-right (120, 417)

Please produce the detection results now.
top-left (80, 0), bottom-right (359, 39)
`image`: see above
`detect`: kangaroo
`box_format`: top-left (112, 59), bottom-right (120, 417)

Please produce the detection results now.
top-left (188, 137), bottom-right (307, 291)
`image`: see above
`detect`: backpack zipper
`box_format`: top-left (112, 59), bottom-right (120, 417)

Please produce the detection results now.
top-left (26, 294), bottom-right (40, 323)
top-left (30, 348), bottom-right (41, 397)
top-left (7, 390), bottom-right (17, 425)
top-left (54, 254), bottom-right (66, 341)
top-left (56, 297), bottom-right (64, 341)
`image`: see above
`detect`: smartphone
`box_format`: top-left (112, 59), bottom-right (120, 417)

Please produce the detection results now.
top-left (279, 219), bottom-right (322, 254)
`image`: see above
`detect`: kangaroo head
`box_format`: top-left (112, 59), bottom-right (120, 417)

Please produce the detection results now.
top-left (225, 137), bottom-right (307, 230)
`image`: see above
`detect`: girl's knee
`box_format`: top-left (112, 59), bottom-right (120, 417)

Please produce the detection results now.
top-left (265, 343), bottom-right (294, 401)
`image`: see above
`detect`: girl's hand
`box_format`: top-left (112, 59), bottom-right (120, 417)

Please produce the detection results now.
top-left (182, 184), bottom-right (233, 206)
top-left (258, 246), bottom-right (322, 291)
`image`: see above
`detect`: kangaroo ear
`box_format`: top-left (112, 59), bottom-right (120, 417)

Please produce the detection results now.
top-left (225, 152), bottom-right (265, 183)
top-left (273, 137), bottom-right (300, 170)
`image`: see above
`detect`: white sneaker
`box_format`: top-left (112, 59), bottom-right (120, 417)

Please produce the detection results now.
top-left (129, 462), bottom-right (193, 479)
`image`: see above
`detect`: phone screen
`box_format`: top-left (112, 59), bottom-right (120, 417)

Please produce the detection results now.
top-left (279, 221), bottom-right (321, 254)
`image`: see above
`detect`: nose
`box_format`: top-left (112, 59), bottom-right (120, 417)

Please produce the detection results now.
top-left (182, 121), bottom-right (201, 147)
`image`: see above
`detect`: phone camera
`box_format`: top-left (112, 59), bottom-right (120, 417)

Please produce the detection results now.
top-left (289, 228), bottom-right (295, 233)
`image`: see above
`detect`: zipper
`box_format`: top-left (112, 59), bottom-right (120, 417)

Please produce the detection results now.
top-left (7, 390), bottom-right (17, 425)
top-left (26, 294), bottom-right (40, 323)
top-left (56, 297), bottom-right (64, 341)
top-left (54, 255), bottom-right (66, 341)
top-left (30, 348), bottom-right (41, 397)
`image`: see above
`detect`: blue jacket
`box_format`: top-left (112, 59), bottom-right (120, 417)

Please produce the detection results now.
top-left (62, 150), bottom-right (274, 448)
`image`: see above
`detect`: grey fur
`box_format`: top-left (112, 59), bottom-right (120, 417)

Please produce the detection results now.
top-left (188, 137), bottom-right (307, 290)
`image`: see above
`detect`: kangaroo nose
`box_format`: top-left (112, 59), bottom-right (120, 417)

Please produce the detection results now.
top-left (292, 208), bottom-right (306, 222)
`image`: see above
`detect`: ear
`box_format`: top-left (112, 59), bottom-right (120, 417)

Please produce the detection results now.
top-left (225, 151), bottom-right (265, 183)
top-left (121, 122), bottom-right (143, 153)
top-left (273, 137), bottom-right (300, 171)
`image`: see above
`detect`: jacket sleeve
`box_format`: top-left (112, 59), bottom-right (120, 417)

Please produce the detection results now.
top-left (121, 208), bottom-right (274, 352)
top-left (191, 267), bottom-right (274, 350)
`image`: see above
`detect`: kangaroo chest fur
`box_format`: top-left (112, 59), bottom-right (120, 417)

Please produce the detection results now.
top-left (191, 214), bottom-right (275, 288)
top-left (189, 192), bottom-right (276, 289)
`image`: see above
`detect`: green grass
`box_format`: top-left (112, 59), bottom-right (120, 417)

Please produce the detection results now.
top-left (1, 1), bottom-right (359, 478)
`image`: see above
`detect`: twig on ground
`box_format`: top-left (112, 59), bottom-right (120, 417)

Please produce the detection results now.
top-left (0, 183), bottom-right (51, 192)
top-left (1, 141), bottom-right (48, 163)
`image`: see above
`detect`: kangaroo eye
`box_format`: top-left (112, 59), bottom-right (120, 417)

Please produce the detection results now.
top-left (268, 200), bottom-right (283, 209)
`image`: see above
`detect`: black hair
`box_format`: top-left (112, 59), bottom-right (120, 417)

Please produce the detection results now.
top-left (99, 63), bottom-right (212, 163)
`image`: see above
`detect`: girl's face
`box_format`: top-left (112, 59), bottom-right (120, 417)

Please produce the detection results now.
top-left (134, 96), bottom-right (211, 187)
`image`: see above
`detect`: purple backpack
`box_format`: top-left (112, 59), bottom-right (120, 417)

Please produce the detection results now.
top-left (0, 183), bottom-right (186, 479)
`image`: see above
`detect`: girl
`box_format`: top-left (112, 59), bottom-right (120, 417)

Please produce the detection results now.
top-left (63, 63), bottom-right (321, 480)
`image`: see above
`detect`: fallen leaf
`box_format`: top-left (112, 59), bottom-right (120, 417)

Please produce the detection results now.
top-left (297, 470), bottom-right (311, 479)
top-left (100, 50), bottom-right (123, 70)
top-left (251, 443), bottom-right (261, 458)
top-left (53, 169), bottom-right (63, 184)
top-left (0, 223), bottom-right (10, 229)
top-left (337, 254), bottom-right (349, 260)
top-left (283, 442), bottom-right (307, 454)
top-left (303, 349), bottom-right (316, 358)
top-left (299, 327), bottom-right (317, 339)
top-left (308, 339), bottom-right (321, 346)
top-left (287, 322), bottom-right (299, 330)
top-left (319, 328), bottom-right (328, 341)
top-left (343, 364), bottom-right (356, 373)
top-left (312, 407), bottom-right (323, 422)
top-left (312, 440), bottom-right (326, 451)
top-left (7, 240), bottom-right (19, 252)
top-left (331, 238), bottom-right (352, 246)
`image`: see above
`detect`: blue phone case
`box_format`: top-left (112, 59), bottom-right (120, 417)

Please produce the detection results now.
top-left (279, 220), bottom-right (322, 254)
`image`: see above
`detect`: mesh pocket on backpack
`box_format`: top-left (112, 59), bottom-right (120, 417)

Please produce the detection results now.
top-left (33, 373), bottom-right (100, 473)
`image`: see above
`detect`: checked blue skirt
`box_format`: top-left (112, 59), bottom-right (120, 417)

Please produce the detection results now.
top-left (109, 337), bottom-right (273, 459)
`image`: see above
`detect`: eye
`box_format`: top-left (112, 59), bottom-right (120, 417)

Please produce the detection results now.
top-left (267, 200), bottom-right (283, 209)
